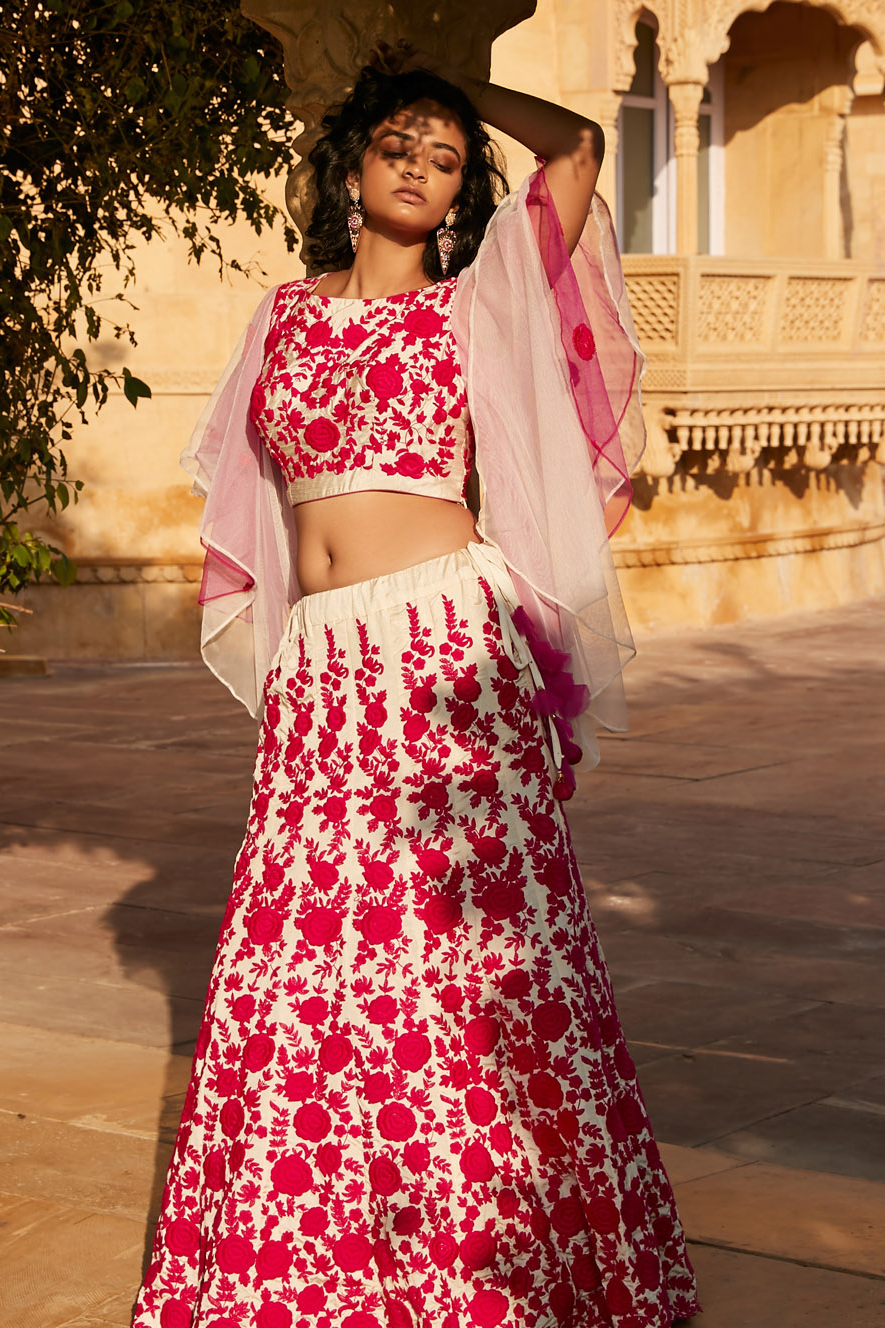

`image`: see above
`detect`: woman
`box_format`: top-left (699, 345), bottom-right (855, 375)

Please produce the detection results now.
top-left (132, 59), bottom-right (700, 1328)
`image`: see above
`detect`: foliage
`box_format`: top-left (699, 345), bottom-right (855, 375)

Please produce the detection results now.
top-left (0, 0), bottom-right (296, 630)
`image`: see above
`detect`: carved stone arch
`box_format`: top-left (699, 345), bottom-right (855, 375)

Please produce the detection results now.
top-left (703, 0), bottom-right (885, 76)
top-left (613, 0), bottom-right (663, 92)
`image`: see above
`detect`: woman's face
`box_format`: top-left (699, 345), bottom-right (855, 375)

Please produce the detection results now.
top-left (350, 98), bottom-right (466, 238)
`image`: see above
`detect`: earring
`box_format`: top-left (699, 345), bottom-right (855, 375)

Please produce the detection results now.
top-left (436, 209), bottom-right (457, 275)
top-left (346, 181), bottom-right (363, 254)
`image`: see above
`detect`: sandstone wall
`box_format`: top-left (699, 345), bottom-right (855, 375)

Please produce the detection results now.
top-left (9, 0), bottom-right (885, 662)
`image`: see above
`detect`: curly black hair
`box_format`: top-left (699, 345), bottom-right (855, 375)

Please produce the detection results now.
top-left (306, 66), bottom-right (509, 281)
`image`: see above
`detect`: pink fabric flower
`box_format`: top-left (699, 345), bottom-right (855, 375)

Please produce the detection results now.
top-left (572, 322), bottom-right (596, 360)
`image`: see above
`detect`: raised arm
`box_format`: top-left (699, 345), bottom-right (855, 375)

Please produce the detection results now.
top-left (456, 78), bottom-right (604, 255)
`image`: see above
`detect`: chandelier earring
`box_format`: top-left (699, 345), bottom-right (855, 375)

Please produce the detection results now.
top-left (346, 181), bottom-right (364, 253)
top-left (436, 208), bottom-right (457, 276)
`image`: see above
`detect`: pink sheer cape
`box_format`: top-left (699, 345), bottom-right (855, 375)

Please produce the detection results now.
top-left (180, 166), bottom-right (646, 767)
top-left (180, 291), bottom-right (299, 714)
top-left (451, 168), bottom-right (645, 766)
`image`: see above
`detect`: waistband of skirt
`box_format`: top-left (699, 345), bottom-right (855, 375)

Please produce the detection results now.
top-left (285, 538), bottom-right (519, 635)
top-left (276, 539), bottom-right (572, 795)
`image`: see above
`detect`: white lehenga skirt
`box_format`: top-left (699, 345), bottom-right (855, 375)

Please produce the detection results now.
top-left (132, 541), bottom-right (699, 1328)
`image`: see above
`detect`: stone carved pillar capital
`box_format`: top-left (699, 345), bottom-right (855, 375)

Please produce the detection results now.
top-left (668, 80), bottom-right (704, 156)
top-left (242, 0), bottom-right (536, 255)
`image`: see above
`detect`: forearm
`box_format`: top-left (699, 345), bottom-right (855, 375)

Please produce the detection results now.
top-left (458, 77), bottom-right (604, 168)
top-left (456, 76), bottom-right (603, 254)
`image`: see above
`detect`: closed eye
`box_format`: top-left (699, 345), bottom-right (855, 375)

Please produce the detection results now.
top-left (381, 148), bottom-right (455, 174)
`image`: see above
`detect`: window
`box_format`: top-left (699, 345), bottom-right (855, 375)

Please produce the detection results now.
top-left (617, 17), bottom-right (724, 254)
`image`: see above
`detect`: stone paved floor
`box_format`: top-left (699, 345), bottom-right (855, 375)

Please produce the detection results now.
top-left (1, 597), bottom-right (884, 1328)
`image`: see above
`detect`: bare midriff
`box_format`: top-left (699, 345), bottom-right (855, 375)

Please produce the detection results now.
top-left (293, 491), bottom-right (480, 595)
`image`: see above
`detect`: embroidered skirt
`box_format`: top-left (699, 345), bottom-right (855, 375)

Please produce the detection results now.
top-left (132, 542), bottom-right (699, 1328)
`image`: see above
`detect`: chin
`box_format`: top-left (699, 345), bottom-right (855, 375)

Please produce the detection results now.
top-left (373, 211), bottom-right (435, 239)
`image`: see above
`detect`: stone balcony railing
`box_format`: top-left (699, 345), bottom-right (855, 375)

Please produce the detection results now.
top-left (623, 256), bottom-right (885, 479)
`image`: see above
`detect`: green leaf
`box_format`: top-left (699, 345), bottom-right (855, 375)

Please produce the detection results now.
top-left (52, 554), bottom-right (77, 587)
top-left (122, 370), bottom-right (152, 407)
top-left (125, 75), bottom-right (148, 104)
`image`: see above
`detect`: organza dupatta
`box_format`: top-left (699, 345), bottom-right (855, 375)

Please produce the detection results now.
top-left (452, 166), bottom-right (646, 768)
top-left (180, 290), bottom-right (300, 718)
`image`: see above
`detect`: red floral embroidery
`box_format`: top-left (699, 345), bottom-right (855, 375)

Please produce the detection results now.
top-left (572, 321), bottom-right (596, 360)
top-left (131, 556), bottom-right (699, 1328)
top-left (249, 279), bottom-right (474, 505)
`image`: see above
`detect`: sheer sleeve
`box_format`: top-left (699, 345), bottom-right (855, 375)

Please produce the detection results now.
top-left (451, 165), bottom-right (646, 771)
top-left (180, 288), bottom-right (300, 719)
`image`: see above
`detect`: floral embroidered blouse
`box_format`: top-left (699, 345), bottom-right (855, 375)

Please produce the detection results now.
top-left (248, 277), bottom-right (473, 509)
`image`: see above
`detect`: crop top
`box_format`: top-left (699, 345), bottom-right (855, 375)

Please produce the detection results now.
top-left (248, 274), bottom-right (473, 508)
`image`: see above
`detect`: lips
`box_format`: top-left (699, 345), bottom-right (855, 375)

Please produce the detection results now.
top-left (393, 187), bottom-right (426, 204)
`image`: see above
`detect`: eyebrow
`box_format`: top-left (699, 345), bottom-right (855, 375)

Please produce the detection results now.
top-left (379, 128), bottom-right (463, 162)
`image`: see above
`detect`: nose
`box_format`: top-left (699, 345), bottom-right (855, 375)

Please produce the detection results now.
top-left (403, 152), bottom-right (427, 182)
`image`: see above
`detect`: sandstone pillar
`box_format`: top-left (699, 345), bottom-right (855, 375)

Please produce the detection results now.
top-left (823, 85), bottom-right (855, 260)
top-left (591, 91), bottom-right (622, 211)
top-left (667, 80), bottom-right (704, 256)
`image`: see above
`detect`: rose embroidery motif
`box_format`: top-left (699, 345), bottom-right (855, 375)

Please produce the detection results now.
top-left (366, 361), bottom-right (404, 400)
top-left (303, 417), bottom-right (339, 451)
top-left (572, 321), bottom-right (596, 360)
top-left (270, 1153), bottom-right (312, 1195)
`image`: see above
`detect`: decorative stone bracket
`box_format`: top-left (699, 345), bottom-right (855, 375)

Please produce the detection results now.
top-left (646, 402), bottom-right (885, 478)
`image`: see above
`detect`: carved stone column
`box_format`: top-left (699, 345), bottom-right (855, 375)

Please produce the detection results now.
top-left (241, 0), bottom-right (536, 245)
top-left (590, 90), bottom-right (622, 212)
top-left (667, 80), bottom-right (704, 256)
top-left (823, 84), bottom-right (855, 260)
